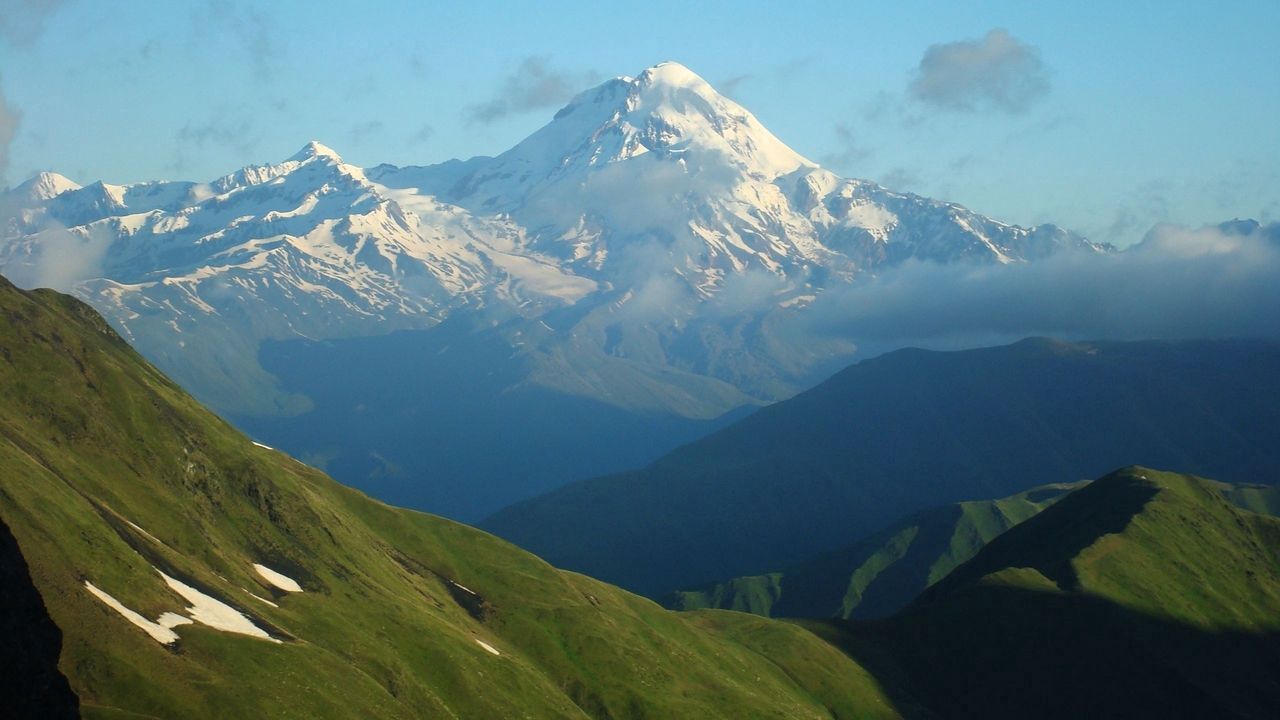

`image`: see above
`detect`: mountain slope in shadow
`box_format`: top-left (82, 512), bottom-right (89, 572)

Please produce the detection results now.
top-left (805, 467), bottom-right (1280, 719)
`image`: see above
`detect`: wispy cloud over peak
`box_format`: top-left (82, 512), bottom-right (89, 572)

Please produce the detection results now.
top-left (467, 56), bottom-right (595, 124)
top-left (909, 28), bottom-right (1050, 114)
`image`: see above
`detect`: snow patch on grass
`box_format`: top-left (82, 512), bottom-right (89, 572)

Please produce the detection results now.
top-left (475, 638), bottom-right (501, 656)
top-left (244, 589), bottom-right (280, 608)
top-left (251, 440), bottom-right (274, 450)
top-left (158, 570), bottom-right (279, 643)
top-left (84, 581), bottom-right (190, 645)
top-left (157, 612), bottom-right (194, 630)
top-left (449, 579), bottom-right (477, 595)
top-left (253, 563), bottom-right (303, 593)
top-left (124, 519), bottom-right (163, 546)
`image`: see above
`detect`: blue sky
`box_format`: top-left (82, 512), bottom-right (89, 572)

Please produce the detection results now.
top-left (1, 0), bottom-right (1277, 245)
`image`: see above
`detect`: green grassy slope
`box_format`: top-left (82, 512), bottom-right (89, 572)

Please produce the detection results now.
top-left (0, 276), bottom-right (899, 719)
top-left (671, 482), bottom-right (1084, 620)
top-left (484, 338), bottom-right (1280, 597)
top-left (809, 467), bottom-right (1280, 719)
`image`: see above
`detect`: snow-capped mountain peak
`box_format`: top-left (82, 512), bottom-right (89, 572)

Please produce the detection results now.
top-left (289, 140), bottom-right (343, 164)
top-left (626, 60), bottom-right (814, 175)
top-left (445, 62), bottom-right (814, 213)
top-left (211, 141), bottom-right (358, 194)
top-left (635, 60), bottom-right (707, 89)
top-left (360, 60), bottom-right (1107, 300)
top-left (12, 171), bottom-right (82, 202)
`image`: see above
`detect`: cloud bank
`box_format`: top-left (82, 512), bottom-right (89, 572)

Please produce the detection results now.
top-left (808, 221), bottom-right (1280, 355)
top-left (909, 28), bottom-right (1049, 114)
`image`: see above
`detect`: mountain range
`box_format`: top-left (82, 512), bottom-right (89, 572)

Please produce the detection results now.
top-left (0, 62), bottom-right (1108, 520)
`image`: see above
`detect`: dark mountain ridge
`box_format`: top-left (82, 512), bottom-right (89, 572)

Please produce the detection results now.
top-left (484, 337), bottom-right (1280, 596)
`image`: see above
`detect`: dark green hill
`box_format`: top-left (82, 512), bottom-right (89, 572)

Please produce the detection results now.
top-left (807, 467), bottom-right (1280, 719)
top-left (484, 337), bottom-right (1280, 596)
top-left (0, 276), bottom-right (898, 719)
top-left (671, 481), bottom-right (1084, 619)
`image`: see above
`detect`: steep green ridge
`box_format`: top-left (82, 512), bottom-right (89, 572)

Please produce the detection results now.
top-left (484, 337), bottom-right (1280, 597)
top-left (0, 276), bottom-right (899, 719)
top-left (671, 481), bottom-right (1084, 619)
top-left (808, 468), bottom-right (1280, 719)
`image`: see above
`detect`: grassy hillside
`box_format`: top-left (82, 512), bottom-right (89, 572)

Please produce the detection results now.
top-left (808, 467), bottom-right (1280, 719)
top-left (671, 481), bottom-right (1084, 619)
top-left (0, 276), bottom-right (899, 719)
top-left (484, 337), bottom-right (1280, 597)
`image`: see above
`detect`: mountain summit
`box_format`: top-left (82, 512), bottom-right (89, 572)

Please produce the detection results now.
top-left (445, 61), bottom-right (814, 212)
top-left (10, 171), bottom-right (82, 203)
top-left (399, 61), bottom-right (1105, 297)
top-left (288, 140), bottom-right (343, 163)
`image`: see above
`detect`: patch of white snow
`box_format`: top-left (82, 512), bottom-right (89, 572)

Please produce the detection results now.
top-left (244, 589), bottom-right (280, 608)
top-left (449, 580), bottom-right (478, 596)
top-left (253, 563), bottom-right (303, 593)
top-left (84, 581), bottom-right (190, 645)
top-left (124, 519), bottom-right (163, 546)
top-left (158, 570), bottom-right (279, 642)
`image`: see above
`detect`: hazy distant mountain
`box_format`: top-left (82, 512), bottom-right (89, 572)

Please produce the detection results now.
top-left (483, 337), bottom-right (1280, 596)
top-left (0, 62), bottom-right (1107, 518)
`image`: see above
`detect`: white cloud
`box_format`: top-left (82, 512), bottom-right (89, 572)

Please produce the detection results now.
top-left (2, 221), bottom-right (114, 291)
